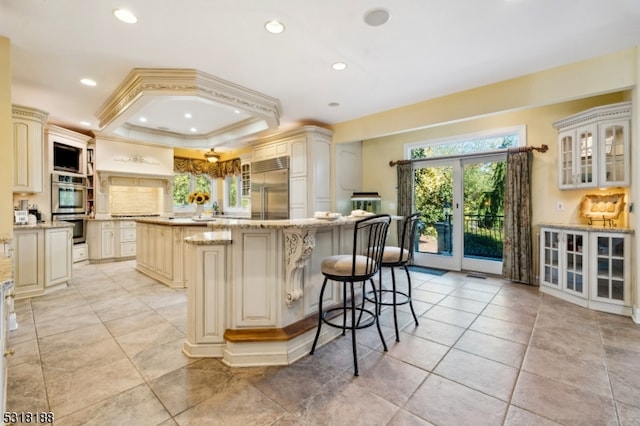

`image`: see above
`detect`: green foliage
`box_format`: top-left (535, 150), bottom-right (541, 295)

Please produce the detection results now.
top-left (174, 173), bottom-right (214, 207)
top-left (173, 174), bottom-right (191, 206)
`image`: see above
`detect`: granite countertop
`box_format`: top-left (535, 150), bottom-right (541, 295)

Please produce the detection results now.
top-left (135, 216), bottom-right (359, 229)
top-left (538, 223), bottom-right (634, 234)
top-left (13, 221), bottom-right (74, 230)
top-left (184, 230), bottom-right (233, 245)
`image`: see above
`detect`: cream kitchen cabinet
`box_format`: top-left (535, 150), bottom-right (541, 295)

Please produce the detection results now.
top-left (12, 228), bottom-right (44, 298)
top-left (87, 220), bottom-right (136, 262)
top-left (1, 279), bottom-right (14, 416)
top-left (252, 140), bottom-right (289, 162)
top-left (135, 221), bottom-right (208, 288)
top-left (45, 226), bottom-right (73, 287)
top-left (13, 223), bottom-right (73, 299)
top-left (12, 105), bottom-right (49, 193)
top-left (540, 228), bottom-right (588, 299)
top-left (539, 225), bottom-right (633, 316)
top-left (553, 102), bottom-right (631, 189)
top-left (254, 126), bottom-right (333, 219)
top-left (119, 221), bottom-right (137, 257)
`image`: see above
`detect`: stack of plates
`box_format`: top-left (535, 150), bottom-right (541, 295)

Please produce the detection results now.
top-left (314, 211), bottom-right (342, 220)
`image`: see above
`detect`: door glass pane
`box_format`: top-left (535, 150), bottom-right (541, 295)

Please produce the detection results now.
top-left (462, 159), bottom-right (504, 261)
top-left (560, 135), bottom-right (573, 185)
top-left (604, 124), bottom-right (624, 182)
top-left (578, 130), bottom-right (594, 184)
top-left (566, 271), bottom-right (574, 290)
top-left (612, 280), bottom-right (624, 300)
top-left (612, 259), bottom-right (624, 279)
top-left (597, 236), bottom-right (609, 255)
top-left (414, 165), bottom-right (453, 256)
top-left (598, 278), bottom-right (609, 298)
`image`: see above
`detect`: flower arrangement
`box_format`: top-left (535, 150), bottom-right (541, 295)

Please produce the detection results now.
top-left (187, 191), bottom-right (210, 205)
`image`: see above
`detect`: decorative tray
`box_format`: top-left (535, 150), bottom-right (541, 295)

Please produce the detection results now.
top-left (580, 193), bottom-right (625, 225)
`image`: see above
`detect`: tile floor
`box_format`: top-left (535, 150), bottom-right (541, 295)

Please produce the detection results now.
top-left (6, 260), bottom-right (640, 425)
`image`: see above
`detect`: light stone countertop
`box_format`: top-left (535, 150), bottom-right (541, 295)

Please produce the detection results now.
top-left (184, 230), bottom-right (233, 245)
top-left (137, 216), bottom-right (365, 229)
top-left (13, 221), bottom-right (74, 230)
top-left (538, 223), bottom-right (634, 234)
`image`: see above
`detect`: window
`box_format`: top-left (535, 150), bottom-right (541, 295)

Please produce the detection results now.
top-left (173, 173), bottom-right (217, 212)
top-left (408, 127), bottom-right (521, 160)
top-left (223, 163), bottom-right (250, 214)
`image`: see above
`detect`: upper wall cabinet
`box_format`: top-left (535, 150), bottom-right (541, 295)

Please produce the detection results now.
top-left (12, 105), bottom-right (49, 193)
top-left (553, 102), bottom-right (631, 190)
top-left (252, 126), bottom-right (333, 219)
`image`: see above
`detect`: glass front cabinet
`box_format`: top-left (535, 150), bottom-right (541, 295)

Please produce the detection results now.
top-left (540, 228), bottom-right (587, 299)
top-left (554, 102), bottom-right (630, 190)
top-left (540, 226), bottom-right (632, 316)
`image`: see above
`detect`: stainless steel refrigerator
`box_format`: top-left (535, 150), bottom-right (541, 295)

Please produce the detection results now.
top-left (251, 156), bottom-right (289, 220)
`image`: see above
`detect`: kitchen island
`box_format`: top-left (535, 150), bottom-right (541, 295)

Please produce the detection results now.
top-left (12, 221), bottom-right (74, 299)
top-left (135, 217), bottom-right (213, 288)
top-left (136, 215), bottom-right (362, 366)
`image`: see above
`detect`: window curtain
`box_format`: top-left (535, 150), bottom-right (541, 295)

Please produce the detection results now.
top-left (397, 161), bottom-right (413, 242)
top-left (174, 157), bottom-right (241, 179)
top-left (502, 149), bottom-right (534, 285)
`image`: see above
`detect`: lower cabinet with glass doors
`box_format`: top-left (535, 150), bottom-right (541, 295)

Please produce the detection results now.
top-left (539, 225), bottom-right (633, 317)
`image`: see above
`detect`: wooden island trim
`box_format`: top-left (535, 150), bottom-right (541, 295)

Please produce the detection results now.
top-left (223, 308), bottom-right (342, 342)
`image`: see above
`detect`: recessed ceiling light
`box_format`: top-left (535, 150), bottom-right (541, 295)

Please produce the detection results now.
top-left (234, 109), bottom-right (240, 114)
top-left (80, 78), bottom-right (96, 86)
top-left (138, 117), bottom-right (147, 122)
top-left (264, 20), bottom-right (285, 34)
top-left (80, 121), bottom-right (91, 127)
top-left (332, 62), bottom-right (348, 71)
top-left (184, 113), bottom-right (192, 118)
top-left (190, 127), bottom-right (197, 132)
top-left (364, 8), bottom-right (390, 26)
top-left (329, 102), bottom-right (340, 107)
top-left (113, 9), bottom-right (138, 24)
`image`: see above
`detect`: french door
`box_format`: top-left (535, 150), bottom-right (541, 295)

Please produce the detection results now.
top-left (413, 154), bottom-right (505, 275)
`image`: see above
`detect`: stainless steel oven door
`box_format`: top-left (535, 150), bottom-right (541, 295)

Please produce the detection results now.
top-left (52, 181), bottom-right (86, 214)
top-left (52, 214), bottom-right (87, 244)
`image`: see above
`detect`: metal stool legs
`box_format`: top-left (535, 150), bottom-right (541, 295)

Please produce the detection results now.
top-left (310, 277), bottom-right (388, 376)
top-left (376, 264), bottom-right (419, 342)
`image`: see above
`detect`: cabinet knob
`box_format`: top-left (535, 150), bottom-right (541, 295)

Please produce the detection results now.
top-left (4, 348), bottom-right (15, 357)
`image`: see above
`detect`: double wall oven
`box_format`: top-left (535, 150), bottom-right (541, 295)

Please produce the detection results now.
top-left (51, 172), bottom-right (87, 244)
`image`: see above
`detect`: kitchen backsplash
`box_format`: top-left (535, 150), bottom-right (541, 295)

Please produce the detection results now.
top-left (109, 186), bottom-right (163, 215)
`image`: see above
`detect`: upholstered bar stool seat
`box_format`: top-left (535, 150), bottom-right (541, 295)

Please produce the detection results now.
top-left (368, 213), bottom-right (421, 342)
top-left (381, 246), bottom-right (410, 263)
top-left (321, 255), bottom-right (374, 276)
top-left (310, 214), bottom-right (391, 376)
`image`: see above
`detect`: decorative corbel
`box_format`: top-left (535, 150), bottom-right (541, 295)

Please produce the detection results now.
top-left (283, 227), bottom-right (316, 306)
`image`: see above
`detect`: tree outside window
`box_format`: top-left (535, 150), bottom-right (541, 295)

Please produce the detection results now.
top-left (173, 173), bottom-right (215, 211)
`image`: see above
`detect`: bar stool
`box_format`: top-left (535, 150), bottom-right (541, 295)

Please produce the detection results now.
top-left (309, 214), bottom-right (391, 376)
top-left (371, 213), bottom-right (421, 342)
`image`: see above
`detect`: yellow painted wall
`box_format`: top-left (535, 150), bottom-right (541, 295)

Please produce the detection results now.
top-left (361, 93), bottom-right (628, 228)
top-left (0, 37), bottom-right (12, 241)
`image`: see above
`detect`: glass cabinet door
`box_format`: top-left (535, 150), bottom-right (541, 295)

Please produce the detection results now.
top-left (558, 131), bottom-right (574, 188)
top-left (564, 231), bottom-right (587, 298)
top-left (592, 234), bottom-right (628, 305)
top-left (540, 229), bottom-right (560, 288)
top-left (600, 120), bottom-right (629, 187)
top-left (576, 125), bottom-right (597, 187)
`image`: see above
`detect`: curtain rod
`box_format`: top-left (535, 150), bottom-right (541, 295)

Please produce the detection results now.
top-left (388, 144), bottom-right (548, 167)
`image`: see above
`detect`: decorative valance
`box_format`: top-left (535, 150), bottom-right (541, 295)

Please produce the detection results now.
top-left (174, 157), bottom-right (241, 179)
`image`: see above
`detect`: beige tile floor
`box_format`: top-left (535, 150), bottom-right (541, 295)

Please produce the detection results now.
top-left (6, 260), bottom-right (640, 425)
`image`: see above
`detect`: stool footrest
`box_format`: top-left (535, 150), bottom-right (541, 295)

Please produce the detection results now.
top-left (365, 289), bottom-right (412, 307)
top-left (321, 307), bottom-right (377, 330)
